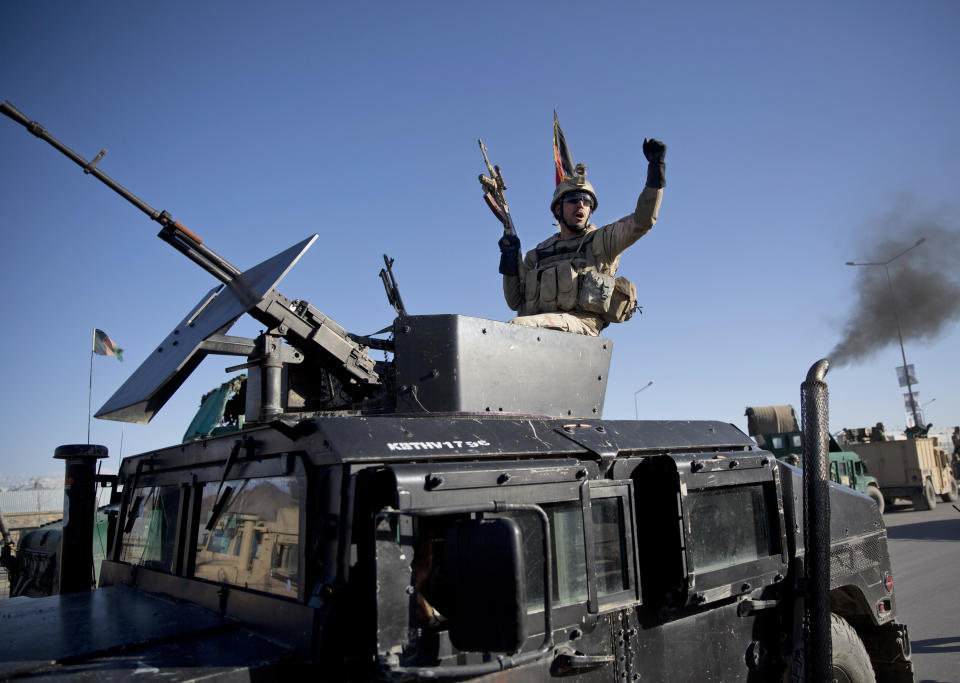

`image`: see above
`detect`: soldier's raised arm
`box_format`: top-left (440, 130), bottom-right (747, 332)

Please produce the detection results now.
top-left (597, 138), bottom-right (666, 258)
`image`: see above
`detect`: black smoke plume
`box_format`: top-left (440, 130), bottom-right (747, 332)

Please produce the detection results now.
top-left (829, 200), bottom-right (960, 368)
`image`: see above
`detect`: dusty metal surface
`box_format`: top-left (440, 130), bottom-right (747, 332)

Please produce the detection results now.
top-left (0, 584), bottom-right (293, 679)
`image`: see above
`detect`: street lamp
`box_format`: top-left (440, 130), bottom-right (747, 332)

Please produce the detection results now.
top-left (845, 237), bottom-right (926, 427)
top-left (634, 380), bottom-right (654, 420)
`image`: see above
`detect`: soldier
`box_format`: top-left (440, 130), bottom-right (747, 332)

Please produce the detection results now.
top-left (951, 426), bottom-right (960, 459)
top-left (870, 422), bottom-right (887, 442)
top-left (497, 139), bottom-right (667, 336)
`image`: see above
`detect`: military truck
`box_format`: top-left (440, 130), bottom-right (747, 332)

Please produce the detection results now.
top-left (0, 102), bottom-right (914, 682)
top-left (841, 430), bottom-right (958, 511)
top-left (745, 405), bottom-right (886, 513)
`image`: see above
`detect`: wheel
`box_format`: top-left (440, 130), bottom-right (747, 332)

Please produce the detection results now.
top-left (831, 613), bottom-right (877, 683)
top-left (866, 486), bottom-right (885, 514)
top-left (911, 478), bottom-right (937, 510)
top-left (942, 473), bottom-right (959, 503)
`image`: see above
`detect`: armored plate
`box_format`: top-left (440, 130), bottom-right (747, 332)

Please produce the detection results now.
top-left (96, 235), bottom-right (317, 423)
top-left (393, 315), bottom-right (611, 418)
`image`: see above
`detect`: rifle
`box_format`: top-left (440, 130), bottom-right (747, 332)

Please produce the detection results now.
top-left (477, 139), bottom-right (516, 237)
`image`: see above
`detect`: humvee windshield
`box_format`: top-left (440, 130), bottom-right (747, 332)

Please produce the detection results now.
top-left (117, 473), bottom-right (301, 599)
top-left (119, 485), bottom-right (179, 571)
top-left (195, 476), bottom-right (300, 597)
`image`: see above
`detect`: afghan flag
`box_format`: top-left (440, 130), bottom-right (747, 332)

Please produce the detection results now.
top-left (93, 328), bottom-right (123, 361)
top-left (553, 111), bottom-right (576, 186)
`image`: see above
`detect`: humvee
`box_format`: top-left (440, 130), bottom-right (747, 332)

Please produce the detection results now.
top-left (0, 102), bottom-right (914, 682)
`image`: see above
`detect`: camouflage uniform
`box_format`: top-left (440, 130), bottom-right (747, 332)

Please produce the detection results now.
top-left (502, 186), bottom-right (663, 336)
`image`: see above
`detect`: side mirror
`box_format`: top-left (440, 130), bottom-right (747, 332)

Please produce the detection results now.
top-left (442, 516), bottom-right (526, 653)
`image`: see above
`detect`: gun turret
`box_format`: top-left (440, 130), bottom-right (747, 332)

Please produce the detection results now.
top-left (2, 101), bottom-right (381, 424)
top-left (4, 102), bottom-right (615, 427)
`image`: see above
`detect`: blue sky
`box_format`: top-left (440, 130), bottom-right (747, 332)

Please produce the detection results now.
top-left (1, 1), bottom-right (958, 482)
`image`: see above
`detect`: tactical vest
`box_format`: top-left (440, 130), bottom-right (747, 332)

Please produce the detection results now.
top-left (520, 229), bottom-right (638, 323)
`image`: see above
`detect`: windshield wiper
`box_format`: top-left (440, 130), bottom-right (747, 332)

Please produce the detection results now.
top-left (205, 437), bottom-right (255, 531)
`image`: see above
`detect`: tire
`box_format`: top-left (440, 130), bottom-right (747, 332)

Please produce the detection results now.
top-left (866, 486), bottom-right (885, 514)
top-left (942, 473), bottom-right (959, 503)
top-left (911, 478), bottom-right (937, 511)
top-left (831, 613), bottom-right (877, 683)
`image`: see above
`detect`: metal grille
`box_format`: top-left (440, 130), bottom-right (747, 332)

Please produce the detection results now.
top-left (831, 533), bottom-right (884, 583)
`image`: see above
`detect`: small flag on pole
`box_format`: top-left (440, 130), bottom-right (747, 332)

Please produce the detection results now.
top-left (553, 111), bottom-right (576, 186)
top-left (93, 328), bottom-right (123, 361)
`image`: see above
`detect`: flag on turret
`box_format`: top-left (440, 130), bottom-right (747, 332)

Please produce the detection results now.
top-left (93, 328), bottom-right (123, 361)
top-left (553, 111), bottom-right (575, 186)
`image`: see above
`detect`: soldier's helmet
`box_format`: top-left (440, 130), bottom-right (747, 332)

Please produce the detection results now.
top-left (551, 163), bottom-right (598, 217)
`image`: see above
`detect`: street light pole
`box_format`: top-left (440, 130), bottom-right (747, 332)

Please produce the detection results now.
top-left (846, 238), bottom-right (926, 428)
top-left (634, 380), bottom-right (654, 420)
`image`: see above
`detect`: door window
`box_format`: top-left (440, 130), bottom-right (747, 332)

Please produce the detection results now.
top-left (495, 502), bottom-right (588, 611)
top-left (686, 484), bottom-right (776, 573)
top-left (591, 496), bottom-right (629, 597)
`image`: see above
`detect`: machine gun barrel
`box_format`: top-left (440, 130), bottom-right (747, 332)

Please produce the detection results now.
top-left (0, 100), bottom-right (240, 285)
top-left (3, 100), bottom-right (381, 418)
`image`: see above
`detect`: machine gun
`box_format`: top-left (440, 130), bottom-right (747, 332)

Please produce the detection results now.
top-left (1, 101), bottom-right (383, 424)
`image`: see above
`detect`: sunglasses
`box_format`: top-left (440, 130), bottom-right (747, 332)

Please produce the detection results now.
top-left (563, 192), bottom-right (594, 208)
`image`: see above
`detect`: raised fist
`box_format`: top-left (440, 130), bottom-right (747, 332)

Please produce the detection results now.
top-left (498, 234), bottom-right (521, 276)
top-left (643, 138), bottom-right (666, 163)
top-left (498, 233), bottom-right (521, 254)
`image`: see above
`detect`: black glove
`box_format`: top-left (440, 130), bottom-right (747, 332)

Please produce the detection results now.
top-left (498, 233), bottom-right (521, 276)
top-left (643, 138), bottom-right (667, 189)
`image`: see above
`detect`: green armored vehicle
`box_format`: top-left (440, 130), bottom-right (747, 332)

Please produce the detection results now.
top-left (0, 102), bottom-right (915, 682)
top-left (745, 405), bottom-right (886, 513)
